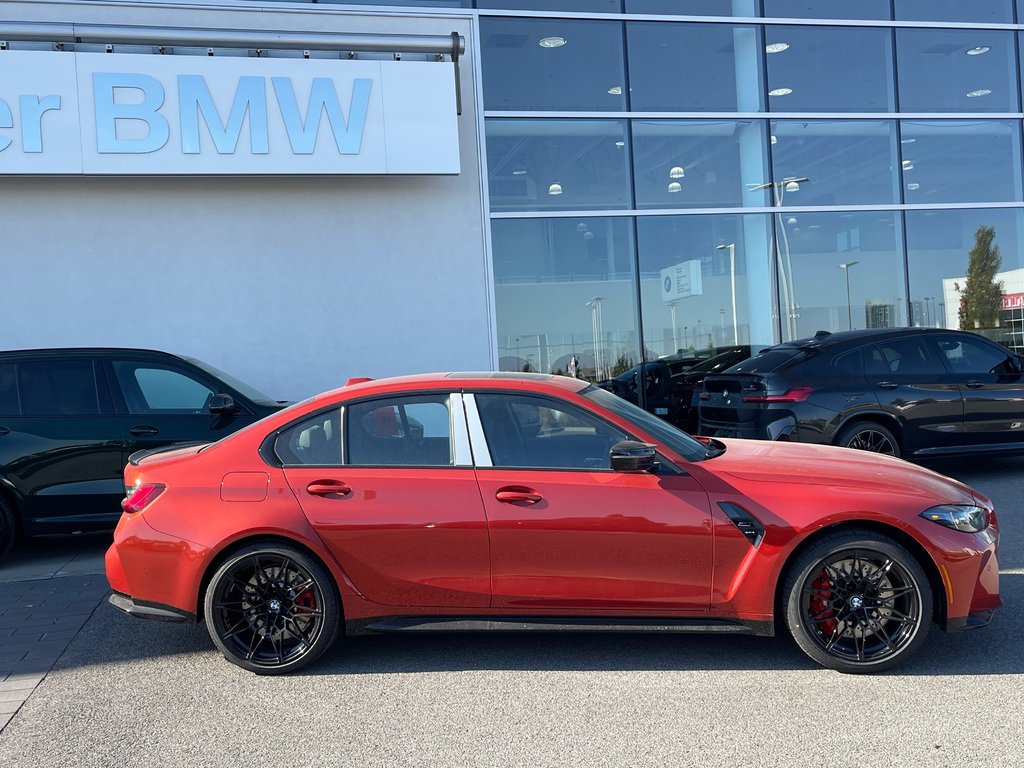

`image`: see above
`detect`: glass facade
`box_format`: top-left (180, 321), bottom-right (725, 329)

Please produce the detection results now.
top-left (265, 1), bottom-right (1024, 416)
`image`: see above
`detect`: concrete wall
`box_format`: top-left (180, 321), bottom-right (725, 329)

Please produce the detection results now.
top-left (0, 1), bottom-right (492, 400)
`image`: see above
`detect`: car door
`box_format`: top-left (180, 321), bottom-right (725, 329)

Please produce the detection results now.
top-left (862, 336), bottom-right (965, 455)
top-left (280, 392), bottom-right (490, 608)
top-left (0, 357), bottom-right (123, 532)
top-left (929, 334), bottom-right (1024, 448)
top-left (469, 391), bottom-right (713, 611)
top-left (105, 358), bottom-right (261, 461)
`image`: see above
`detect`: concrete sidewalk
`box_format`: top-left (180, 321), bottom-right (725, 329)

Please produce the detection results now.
top-left (0, 536), bottom-right (110, 731)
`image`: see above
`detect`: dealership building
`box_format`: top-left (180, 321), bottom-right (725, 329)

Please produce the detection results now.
top-left (3, 0), bottom-right (1024, 403)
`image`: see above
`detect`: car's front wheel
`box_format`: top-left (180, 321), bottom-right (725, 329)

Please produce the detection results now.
top-left (783, 530), bottom-right (932, 673)
top-left (204, 542), bottom-right (341, 675)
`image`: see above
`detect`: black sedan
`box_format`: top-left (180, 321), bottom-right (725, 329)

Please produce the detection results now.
top-left (0, 348), bottom-right (285, 558)
top-left (698, 328), bottom-right (1024, 459)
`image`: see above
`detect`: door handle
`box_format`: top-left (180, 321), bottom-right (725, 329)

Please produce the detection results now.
top-left (306, 480), bottom-right (352, 498)
top-left (496, 486), bottom-right (543, 505)
top-left (129, 425), bottom-right (160, 436)
top-left (965, 380), bottom-right (985, 389)
top-left (876, 381), bottom-right (898, 391)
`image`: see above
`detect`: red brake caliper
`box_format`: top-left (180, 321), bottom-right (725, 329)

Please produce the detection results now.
top-left (810, 570), bottom-right (836, 636)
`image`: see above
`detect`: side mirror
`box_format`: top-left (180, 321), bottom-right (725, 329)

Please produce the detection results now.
top-left (208, 393), bottom-right (238, 414)
top-left (1015, 355), bottom-right (1024, 373)
top-left (610, 440), bottom-right (659, 473)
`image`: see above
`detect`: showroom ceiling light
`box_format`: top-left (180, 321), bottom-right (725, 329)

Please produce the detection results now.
top-left (614, 140), bottom-right (625, 148)
top-left (902, 159), bottom-right (914, 170)
top-left (539, 36), bottom-right (567, 48)
top-left (907, 182), bottom-right (921, 190)
top-left (770, 134), bottom-right (778, 145)
top-left (548, 182), bottom-right (563, 195)
top-left (900, 137), bottom-right (916, 144)
top-left (608, 86), bottom-right (622, 95)
top-left (966, 89), bottom-right (992, 98)
top-left (966, 46), bottom-right (991, 56)
top-left (669, 166), bottom-right (685, 179)
top-left (768, 87), bottom-right (793, 97)
top-left (765, 42), bottom-right (790, 54)
top-left (583, 231), bottom-right (595, 240)
top-left (576, 222), bottom-right (588, 232)
top-left (512, 166), bottom-right (527, 175)
top-left (668, 182), bottom-right (682, 193)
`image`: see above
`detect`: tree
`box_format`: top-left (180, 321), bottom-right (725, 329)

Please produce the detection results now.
top-left (958, 225), bottom-right (1004, 330)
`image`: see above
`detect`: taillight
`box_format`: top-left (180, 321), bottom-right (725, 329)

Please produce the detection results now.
top-left (742, 385), bottom-right (813, 403)
top-left (122, 483), bottom-right (165, 513)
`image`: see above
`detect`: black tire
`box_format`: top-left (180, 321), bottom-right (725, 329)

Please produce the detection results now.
top-left (783, 529), bottom-right (933, 673)
top-left (204, 542), bottom-right (342, 675)
top-left (0, 495), bottom-right (15, 560)
top-left (835, 420), bottom-right (900, 458)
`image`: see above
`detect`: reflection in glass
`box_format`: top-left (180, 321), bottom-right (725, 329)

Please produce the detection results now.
top-left (897, 29), bottom-right (1018, 113)
top-left (765, 26), bottom-right (894, 112)
top-left (900, 121), bottom-right (1022, 205)
top-left (632, 121), bottom-right (769, 209)
top-left (624, 1), bottom-right (759, 18)
top-left (770, 121), bottom-right (900, 206)
top-left (492, 218), bottom-right (640, 379)
top-left (894, 0), bottom-right (1013, 23)
top-left (486, 120), bottom-right (631, 212)
top-left (636, 214), bottom-right (776, 358)
top-left (762, 0), bottom-right (890, 19)
top-left (626, 23), bottom-right (763, 112)
top-left (478, 0), bottom-right (620, 10)
top-left (480, 17), bottom-right (626, 111)
top-left (774, 212), bottom-right (907, 340)
top-left (906, 208), bottom-right (1024, 352)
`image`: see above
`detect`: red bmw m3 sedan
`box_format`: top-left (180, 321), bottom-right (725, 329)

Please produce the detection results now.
top-left (106, 372), bottom-right (1000, 675)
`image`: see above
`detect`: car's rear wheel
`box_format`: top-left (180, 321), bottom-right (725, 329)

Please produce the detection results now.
top-left (784, 530), bottom-right (932, 673)
top-left (0, 496), bottom-right (15, 560)
top-left (204, 542), bottom-right (341, 675)
top-left (836, 420), bottom-right (900, 458)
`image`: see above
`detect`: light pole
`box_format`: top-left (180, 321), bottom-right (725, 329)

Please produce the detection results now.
top-left (667, 301), bottom-right (679, 354)
top-left (923, 297), bottom-right (934, 328)
top-left (715, 243), bottom-right (739, 345)
top-left (838, 261), bottom-right (860, 330)
top-left (586, 297), bottom-right (604, 380)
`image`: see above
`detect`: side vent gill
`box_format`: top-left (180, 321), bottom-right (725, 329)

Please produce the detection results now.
top-left (718, 502), bottom-right (765, 548)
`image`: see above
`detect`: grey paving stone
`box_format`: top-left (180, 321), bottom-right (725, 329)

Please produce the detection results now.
top-left (0, 700), bottom-right (23, 715)
top-left (0, 678), bottom-right (41, 692)
top-left (0, 690), bottom-right (28, 703)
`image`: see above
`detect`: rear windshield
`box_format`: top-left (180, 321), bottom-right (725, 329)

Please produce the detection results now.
top-left (725, 348), bottom-right (807, 374)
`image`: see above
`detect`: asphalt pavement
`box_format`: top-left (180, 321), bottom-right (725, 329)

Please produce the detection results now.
top-left (0, 457), bottom-right (1022, 767)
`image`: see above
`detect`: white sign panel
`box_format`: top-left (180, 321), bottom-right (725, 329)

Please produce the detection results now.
top-left (661, 260), bottom-right (703, 302)
top-left (0, 50), bottom-right (460, 175)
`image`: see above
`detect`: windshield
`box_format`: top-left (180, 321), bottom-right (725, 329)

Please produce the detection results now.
top-left (582, 385), bottom-right (715, 462)
top-left (183, 356), bottom-right (279, 406)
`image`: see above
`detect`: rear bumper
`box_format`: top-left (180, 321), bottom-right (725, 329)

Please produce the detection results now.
top-left (108, 592), bottom-right (195, 623)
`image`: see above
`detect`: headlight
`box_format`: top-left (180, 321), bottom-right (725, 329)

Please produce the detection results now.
top-left (920, 505), bottom-right (989, 533)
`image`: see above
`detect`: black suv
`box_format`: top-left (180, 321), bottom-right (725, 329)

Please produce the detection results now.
top-left (0, 349), bottom-right (285, 557)
top-left (698, 328), bottom-right (1024, 460)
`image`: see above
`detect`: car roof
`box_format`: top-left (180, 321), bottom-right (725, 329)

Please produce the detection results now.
top-left (0, 347), bottom-right (186, 359)
top-left (313, 371), bottom-right (591, 401)
top-left (777, 327), bottom-right (966, 351)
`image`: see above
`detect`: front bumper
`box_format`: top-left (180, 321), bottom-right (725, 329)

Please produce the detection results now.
top-left (108, 592), bottom-right (195, 623)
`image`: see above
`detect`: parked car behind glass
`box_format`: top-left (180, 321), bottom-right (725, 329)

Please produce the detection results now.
top-left (0, 348), bottom-right (284, 558)
top-left (698, 328), bottom-right (1024, 459)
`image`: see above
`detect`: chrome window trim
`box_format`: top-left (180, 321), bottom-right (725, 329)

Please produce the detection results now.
top-left (462, 393), bottom-right (493, 467)
top-left (449, 392), bottom-right (474, 467)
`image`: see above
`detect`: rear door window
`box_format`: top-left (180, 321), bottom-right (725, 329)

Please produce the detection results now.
top-left (111, 362), bottom-right (216, 414)
top-left (17, 360), bottom-right (100, 416)
top-left (0, 363), bottom-right (18, 415)
top-left (871, 338), bottom-right (944, 376)
top-left (346, 395), bottom-right (453, 467)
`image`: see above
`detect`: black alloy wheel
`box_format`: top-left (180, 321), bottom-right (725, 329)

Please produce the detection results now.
top-left (204, 543), bottom-right (341, 674)
top-left (784, 531), bottom-right (932, 673)
top-left (836, 421), bottom-right (900, 458)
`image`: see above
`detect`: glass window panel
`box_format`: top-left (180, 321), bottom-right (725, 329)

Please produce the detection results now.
top-left (632, 120), bottom-right (769, 209)
top-left (770, 120), bottom-right (899, 206)
top-left (907, 208), bottom-right (1024, 352)
top-left (479, 1), bottom-right (620, 10)
top-left (900, 120), bottom-right (1022, 204)
top-left (346, 395), bottom-right (453, 467)
top-left (763, 0), bottom-right (890, 19)
top-left (0, 363), bottom-right (18, 416)
top-left (486, 120), bottom-right (631, 212)
top-left (492, 217), bottom-right (640, 380)
top-left (775, 212), bottom-right (907, 340)
top-left (897, 29), bottom-right (1018, 113)
top-left (17, 360), bottom-right (99, 416)
top-left (625, 1), bottom-right (759, 16)
top-left (637, 214), bottom-right (777, 361)
top-left (113, 364), bottom-right (214, 413)
top-left (895, 0), bottom-right (1013, 23)
top-left (480, 18), bottom-right (626, 111)
top-left (765, 26), bottom-right (894, 112)
top-left (626, 23), bottom-right (764, 112)
top-left (275, 409), bottom-right (342, 466)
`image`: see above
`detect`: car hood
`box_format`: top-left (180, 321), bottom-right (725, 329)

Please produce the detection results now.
top-left (706, 438), bottom-right (977, 505)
